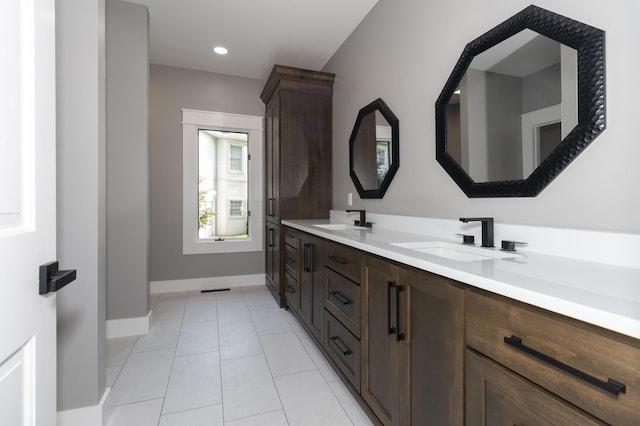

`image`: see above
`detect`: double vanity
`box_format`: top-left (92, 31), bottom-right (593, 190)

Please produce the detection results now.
top-left (277, 215), bottom-right (640, 425)
top-left (259, 5), bottom-right (637, 424)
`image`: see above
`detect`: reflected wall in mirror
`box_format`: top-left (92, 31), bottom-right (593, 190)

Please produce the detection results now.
top-left (350, 98), bottom-right (399, 198)
top-left (435, 5), bottom-right (605, 197)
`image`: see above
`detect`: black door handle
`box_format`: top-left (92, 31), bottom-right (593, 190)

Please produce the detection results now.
top-left (39, 261), bottom-right (76, 295)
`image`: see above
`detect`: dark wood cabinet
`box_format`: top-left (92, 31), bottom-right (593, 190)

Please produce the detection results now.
top-left (399, 268), bottom-right (465, 426)
top-left (261, 65), bottom-right (334, 306)
top-left (466, 349), bottom-right (604, 425)
top-left (265, 221), bottom-right (280, 302)
top-left (467, 289), bottom-right (640, 425)
top-left (298, 232), bottom-right (325, 340)
top-left (361, 255), bottom-right (402, 426)
top-left (361, 255), bottom-right (465, 426)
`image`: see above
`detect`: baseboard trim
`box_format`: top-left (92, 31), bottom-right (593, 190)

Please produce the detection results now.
top-left (57, 386), bottom-right (111, 426)
top-left (105, 310), bottom-right (153, 338)
top-left (150, 274), bottom-right (265, 294)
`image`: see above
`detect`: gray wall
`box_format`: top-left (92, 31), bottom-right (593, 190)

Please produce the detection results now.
top-left (150, 65), bottom-right (265, 281)
top-left (324, 0), bottom-right (640, 233)
top-left (106, 0), bottom-right (150, 321)
top-left (56, 0), bottom-right (106, 411)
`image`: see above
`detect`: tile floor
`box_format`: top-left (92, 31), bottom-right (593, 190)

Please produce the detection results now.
top-left (106, 285), bottom-right (375, 426)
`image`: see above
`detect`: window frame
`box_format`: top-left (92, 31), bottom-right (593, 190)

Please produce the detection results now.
top-left (182, 109), bottom-right (263, 254)
top-left (228, 199), bottom-right (243, 218)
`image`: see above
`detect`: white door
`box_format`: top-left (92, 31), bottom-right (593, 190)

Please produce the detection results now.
top-left (0, 0), bottom-right (58, 424)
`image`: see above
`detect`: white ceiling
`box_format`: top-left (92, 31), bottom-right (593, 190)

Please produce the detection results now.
top-left (126, 0), bottom-right (379, 80)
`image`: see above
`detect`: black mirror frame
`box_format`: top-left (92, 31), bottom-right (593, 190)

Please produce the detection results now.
top-left (349, 98), bottom-right (400, 199)
top-left (435, 5), bottom-right (605, 198)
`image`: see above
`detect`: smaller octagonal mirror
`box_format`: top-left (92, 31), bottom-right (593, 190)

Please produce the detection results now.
top-left (350, 98), bottom-right (399, 199)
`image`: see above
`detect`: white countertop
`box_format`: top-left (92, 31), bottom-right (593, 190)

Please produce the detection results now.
top-left (282, 218), bottom-right (640, 340)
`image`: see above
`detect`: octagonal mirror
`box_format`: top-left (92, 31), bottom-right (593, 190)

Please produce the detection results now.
top-left (435, 5), bottom-right (605, 197)
top-left (350, 98), bottom-right (399, 198)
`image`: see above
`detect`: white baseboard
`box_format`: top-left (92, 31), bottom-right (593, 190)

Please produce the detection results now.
top-left (57, 386), bottom-right (111, 426)
top-left (150, 274), bottom-right (265, 294)
top-left (105, 310), bottom-right (153, 338)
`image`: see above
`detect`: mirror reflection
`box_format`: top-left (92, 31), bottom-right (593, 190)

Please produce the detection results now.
top-left (446, 30), bottom-right (578, 182)
top-left (349, 98), bottom-right (399, 199)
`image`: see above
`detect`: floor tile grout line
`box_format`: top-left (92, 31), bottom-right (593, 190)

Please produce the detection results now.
top-left (156, 291), bottom-right (189, 422)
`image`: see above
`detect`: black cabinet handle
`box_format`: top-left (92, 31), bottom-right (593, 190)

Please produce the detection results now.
top-left (268, 198), bottom-right (275, 217)
top-left (330, 336), bottom-right (352, 356)
top-left (303, 243), bottom-right (312, 273)
top-left (387, 281), bottom-right (396, 335)
top-left (395, 284), bottom-right (405, 342)
top-left (504, 335), bottom-right (626, 396)
top-left (268, 228), bottom-right (275, 247)
top-left (286, 285), bottom-right (296, 294)
top-left (330, 290), bottom-right (351, 306)
top-left (327, 254), bottom-right (348, 265)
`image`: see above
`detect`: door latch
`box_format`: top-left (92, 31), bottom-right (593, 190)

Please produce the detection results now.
top-left (39, 261), bottom-right (77, 295)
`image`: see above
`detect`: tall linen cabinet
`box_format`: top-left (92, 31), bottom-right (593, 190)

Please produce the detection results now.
top-left (260, 65), bottom-right (335, 305)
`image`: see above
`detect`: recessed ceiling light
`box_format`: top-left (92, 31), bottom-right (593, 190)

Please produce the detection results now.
top-left (213, 46), bottom-right (228, 55)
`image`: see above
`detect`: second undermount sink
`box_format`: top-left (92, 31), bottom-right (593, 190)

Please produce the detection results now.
top-left (391, 241), bottom-right (521, 261)
top-left (312, 223), bottom-right (369, 231)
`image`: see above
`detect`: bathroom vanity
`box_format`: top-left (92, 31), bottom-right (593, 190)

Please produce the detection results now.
top-left (279, 217), bottom-right (640, 426)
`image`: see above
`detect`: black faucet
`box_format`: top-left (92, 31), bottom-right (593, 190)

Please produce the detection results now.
top-left (346, 209), bottom-right (372, 228)
top-left (459, 217), bottom-right (494, 248)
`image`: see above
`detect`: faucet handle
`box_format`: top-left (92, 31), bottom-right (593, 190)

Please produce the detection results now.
top-left (501, 240), bottom-right (527, 252)
top-left (455, 233), bottom-right (475, 245)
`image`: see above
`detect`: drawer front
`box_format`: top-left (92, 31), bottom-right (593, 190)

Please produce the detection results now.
top-left (466, 350), bottom-right (604, 426)
top-left (283, 228), bottom-right (298, 249)
top-left (324, 240), bottom-right (361, 283)
top-left (284, 272), bottom-right (298, 312)
top-left (324, 311), bottom-right (360, 391)
top-left (467, 290), bottom-right (640, 425)
top-left (324, 267), bottom-right (360, 338)
top-left (284, 244), bottom-right (298, 276)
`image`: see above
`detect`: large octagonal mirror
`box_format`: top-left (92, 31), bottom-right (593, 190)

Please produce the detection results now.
top-left (350, 98), bottom-right (399, 199)
top-left (435, 5), bottom-right (605, 197)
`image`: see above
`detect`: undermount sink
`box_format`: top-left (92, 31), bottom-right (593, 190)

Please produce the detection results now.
top-left (312, 223), bottom-right (369, 231)
top-left (391, 241), bottom-right (521, 261)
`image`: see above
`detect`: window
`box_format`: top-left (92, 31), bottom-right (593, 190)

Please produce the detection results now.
top-left (183, 109), bottom-right (263, 254)
top-left (229, 145), bottom-right (243, 172)
top-left (228, 200), bottom-right (243, 218)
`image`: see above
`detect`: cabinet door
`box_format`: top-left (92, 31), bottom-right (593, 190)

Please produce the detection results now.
top-left (265, 221), bottom-right (281, 300)
top-left (466, 350), bottom-right (604, 426)
top-left (361, 255), bottom-right (402, 426)
top-left (400, 268), bottom-right (465, 426)
top-left (299, 233), bottom-right (323, 340)
top-left (265, 97), bottom-right (279, 222)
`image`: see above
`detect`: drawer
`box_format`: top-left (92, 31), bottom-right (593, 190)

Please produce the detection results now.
top-left (323, 267), bottom-right (360, 338)
top-left (283, 228), bottom-right (298, 249)
top-left (466, 350), bottom-right (604, 425)
top-left (284, 244), bottom-right (298, 276)
top-left (324, 311), bottom-right (360, 391)
top-left (467, 290), bottom-right (640, 425)
top-left (284, 272), bottom-right (298, 312)
top-left (324, 240), bottom-right (361, 283)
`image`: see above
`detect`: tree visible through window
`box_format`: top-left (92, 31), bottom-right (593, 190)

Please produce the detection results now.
top-left (198, 130), bottom-right (248, 240)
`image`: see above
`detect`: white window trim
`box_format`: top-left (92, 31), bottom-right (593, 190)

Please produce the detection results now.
top-left (182, 109), bottom-right (263, 254)
top-left (228, 144), bottom-right (243, 173)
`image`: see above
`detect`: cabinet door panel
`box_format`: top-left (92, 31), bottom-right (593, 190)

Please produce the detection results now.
top-left (299, 233), bottom-right (323, 340)
top-left (402, 269), bottom-right (464, 426)
top-left (466, 350), bottom-right (604, 426)
top-left (362, 255), bottom-right (400, 425)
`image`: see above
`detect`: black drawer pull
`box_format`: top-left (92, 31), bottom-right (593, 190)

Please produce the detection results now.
top-left (330, 290), bottom-right (351, 306)
top-left (387, 281), bottom-right (395, 335)
top-left (330, 336), bottom-right (352, 356)
top-left (395, 284), bottom-right (405, 342)
top-left (504, 335), bottom-right (626, 396)
top-left (303, 243), bottom-right (312, 272)
top-left (286, 285), bottom-right (296, 294)
top-left (327, 254), bottom-right (348, 265)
